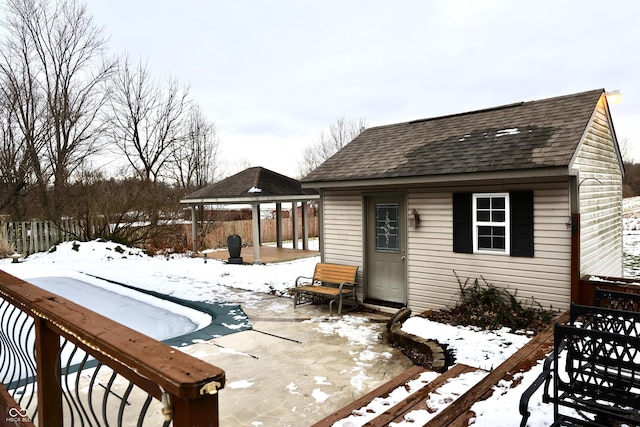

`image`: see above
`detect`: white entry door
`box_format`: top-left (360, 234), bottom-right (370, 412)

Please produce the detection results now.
top-left (366, 195), bottom-right (407, 305)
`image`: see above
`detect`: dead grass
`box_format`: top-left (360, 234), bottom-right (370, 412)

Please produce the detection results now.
top-left (423, 272), bottom-right (556, 335)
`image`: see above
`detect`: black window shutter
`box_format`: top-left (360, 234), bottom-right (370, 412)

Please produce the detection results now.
top-left (510, 191), bottom-right (534, 257)
top-left (453, 192), bottom-right (473, 253)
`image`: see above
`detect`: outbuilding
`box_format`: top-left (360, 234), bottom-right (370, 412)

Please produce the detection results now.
top-left (302, 89), bottom-right (623, 312)
top-left (181, 167), bottom-right (319, 264)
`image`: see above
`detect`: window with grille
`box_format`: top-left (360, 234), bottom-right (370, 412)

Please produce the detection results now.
top-left (473, 193), bottom-right (509, 253)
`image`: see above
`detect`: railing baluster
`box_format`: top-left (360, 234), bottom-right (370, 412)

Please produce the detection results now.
top-left (102, 370), bottom-right (118, 426)
top-left (117, 382), bottom-right (134, 425)
top-left (137, 394), bottom-right (154, 427)
top-left (59, 340), bottom-right (81, 425)
top-left (87, 362), bottom-right (105, 425)
top-left (14, 312), bottom-right (36, 409)
top-left (73, 351), bottom-right (94, 424)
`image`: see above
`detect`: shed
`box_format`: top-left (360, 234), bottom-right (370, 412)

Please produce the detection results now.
top-left (181, 167), bottom-right (319, 263)
top-left (302, 89), bottom-right (623, 312)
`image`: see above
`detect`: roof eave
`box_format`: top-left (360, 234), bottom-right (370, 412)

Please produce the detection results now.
top-left (180, 194), bottom-right (320, 205)
top-left (301, 166), bottom-right (575, 189)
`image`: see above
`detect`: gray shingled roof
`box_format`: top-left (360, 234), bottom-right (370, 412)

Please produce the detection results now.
top-left (181, 166), bottom-right (317, 203)
top-left (302, 89), bottom-right (605, 184)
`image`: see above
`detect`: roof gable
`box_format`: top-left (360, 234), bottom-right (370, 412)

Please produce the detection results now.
top-left (302, 89), bottom-right (606, 184)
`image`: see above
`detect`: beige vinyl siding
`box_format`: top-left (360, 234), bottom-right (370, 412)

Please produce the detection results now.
top-left (407, 182), bottom-right (572, 312)
top-left (321, 192), bottom-right (364, 291)
top-left (573, 101), bottom-right (623, 277)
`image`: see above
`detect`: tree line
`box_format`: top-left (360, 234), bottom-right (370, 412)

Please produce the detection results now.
top-left (0, 0), bottom-right (221, 244)
top-left (623, 162), bottom-right (640, 198)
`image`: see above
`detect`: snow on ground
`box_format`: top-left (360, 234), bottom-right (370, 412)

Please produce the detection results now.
top-left (1, 239), bottom-right (318, 308)
top-left (2, 233), bottom-right (640, 426)
top-left (331, 319), bottom-right (555, 427)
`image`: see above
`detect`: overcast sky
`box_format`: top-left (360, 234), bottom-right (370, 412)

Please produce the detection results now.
top-left (86, 0), bottom-right (640, 178)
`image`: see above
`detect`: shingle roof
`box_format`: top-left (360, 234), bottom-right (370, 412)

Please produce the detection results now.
top-left (302, 89), bottom-right (605, 184)
top-left (181, 166), bottom-right (317, 203)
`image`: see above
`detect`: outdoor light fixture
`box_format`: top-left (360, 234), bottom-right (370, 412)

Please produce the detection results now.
top-left (408, 209), bottom-right (420, 228)
top-left (605, 89), bottom-right (622, 104)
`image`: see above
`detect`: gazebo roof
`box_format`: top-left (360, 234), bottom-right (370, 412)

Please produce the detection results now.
top-left (180, 166), bottom-right (318, 205)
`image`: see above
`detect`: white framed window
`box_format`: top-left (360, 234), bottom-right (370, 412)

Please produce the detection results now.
top-left (472, 193), bottom-right (510, 254)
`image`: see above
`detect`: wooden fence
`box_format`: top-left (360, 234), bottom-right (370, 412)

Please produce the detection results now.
top-left (201, 217), bottom-right (319, 248)
top-left (1, 220), bottom-right (85, 254)
top-left (1, 216), bottom-right (320, 254)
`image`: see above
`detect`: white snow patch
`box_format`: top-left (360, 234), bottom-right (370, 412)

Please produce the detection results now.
top-left (402, 317), bottom-right (529, 370)
top-left (218, 347), bottom-right (254, 358)
top-left (495, 127), bottom-right (520, 136)
top-left (312, 388), bottom-right (330, 402)
top-left (286, 382), bottom-right (301, 395)
top-left (315, 376), bottom-right (332, 385)
top-left (309, 315), bottom-right (381, 346)
top-left (227, 379), bottom-right (254, 389)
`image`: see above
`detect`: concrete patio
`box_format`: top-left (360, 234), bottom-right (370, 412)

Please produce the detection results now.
top-left (180, 291), bottom-right (414, 426)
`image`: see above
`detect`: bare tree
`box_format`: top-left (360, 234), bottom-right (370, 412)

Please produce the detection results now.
top-left (171, 104), bottom-right (221, 191)
top-left (297, 117), bottom-right (367, 178)
top-left (107, 55), bottom-right (190, 183)
top-left (0, 88), bottom-right (33, 219)
top-left (619, 137), bottom-right (635, 163)
top-left (0, 0), bottom-right (115, 221)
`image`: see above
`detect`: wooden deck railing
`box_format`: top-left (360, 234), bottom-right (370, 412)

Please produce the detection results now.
top-left (577, 275), bottom-right (640, 306)
top-left (0, 270), bottom-right (225, 426)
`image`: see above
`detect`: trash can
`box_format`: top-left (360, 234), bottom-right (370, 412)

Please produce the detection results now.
top-left (227, 235), bottom-right (243, 264)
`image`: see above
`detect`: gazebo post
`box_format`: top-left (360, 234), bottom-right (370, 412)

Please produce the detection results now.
top-left (301, 201), bottom-right (308, 250)
top-left (251, 203), bottom-right (261, 264)
top-left (190, 205), bottom-right (198, 253)
top-left (292, 201), bottom-right (299, 249)
top-left (276, 203), bottom-right (283, 248)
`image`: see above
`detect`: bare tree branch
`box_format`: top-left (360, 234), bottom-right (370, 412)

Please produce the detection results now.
top-left (297, 116), bottom-right (367, 178)
top-left (170, 104), bottom-right (221, 191)
top-left (107, 54), bottom-right (190, 183)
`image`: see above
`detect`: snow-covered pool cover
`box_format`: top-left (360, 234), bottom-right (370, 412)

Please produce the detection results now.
top-left (27, 271), bottom-right (212, 342)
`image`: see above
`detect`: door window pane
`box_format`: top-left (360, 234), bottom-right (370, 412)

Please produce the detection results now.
top-left (375, 203), bottom-right (400, 252)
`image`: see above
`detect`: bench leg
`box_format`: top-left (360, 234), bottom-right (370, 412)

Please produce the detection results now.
top-left (329, 294), bottom-right (358, 316)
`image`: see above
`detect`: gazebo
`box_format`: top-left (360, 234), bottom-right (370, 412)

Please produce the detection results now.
top-left (180, 167), bottom-right (319, 264)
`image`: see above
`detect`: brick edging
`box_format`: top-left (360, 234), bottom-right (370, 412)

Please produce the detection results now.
top-left (386, 309), bottom-right (447, 372)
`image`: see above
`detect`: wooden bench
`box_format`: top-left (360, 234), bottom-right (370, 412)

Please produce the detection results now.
top-left (519, 303), bottom-right (640, 426)
top-left (293, 263), bottom-right (358, 315)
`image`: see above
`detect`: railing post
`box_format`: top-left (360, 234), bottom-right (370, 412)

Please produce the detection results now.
top-left (570, 213), bottom-right (580, 304)
top-left (34, 317), bottom-right (63, 427)
top-left (170, 394), bottom-right (220, 427)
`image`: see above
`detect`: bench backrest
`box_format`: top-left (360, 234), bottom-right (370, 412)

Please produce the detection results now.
top-left (595, 287), bottom-right (640, 312)
top-left (569, 303), bottom-right (640, 337)
top-left (554, 324), bottom-right (640, 422)
top-left (313, 263), bottom-right (358, 286)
